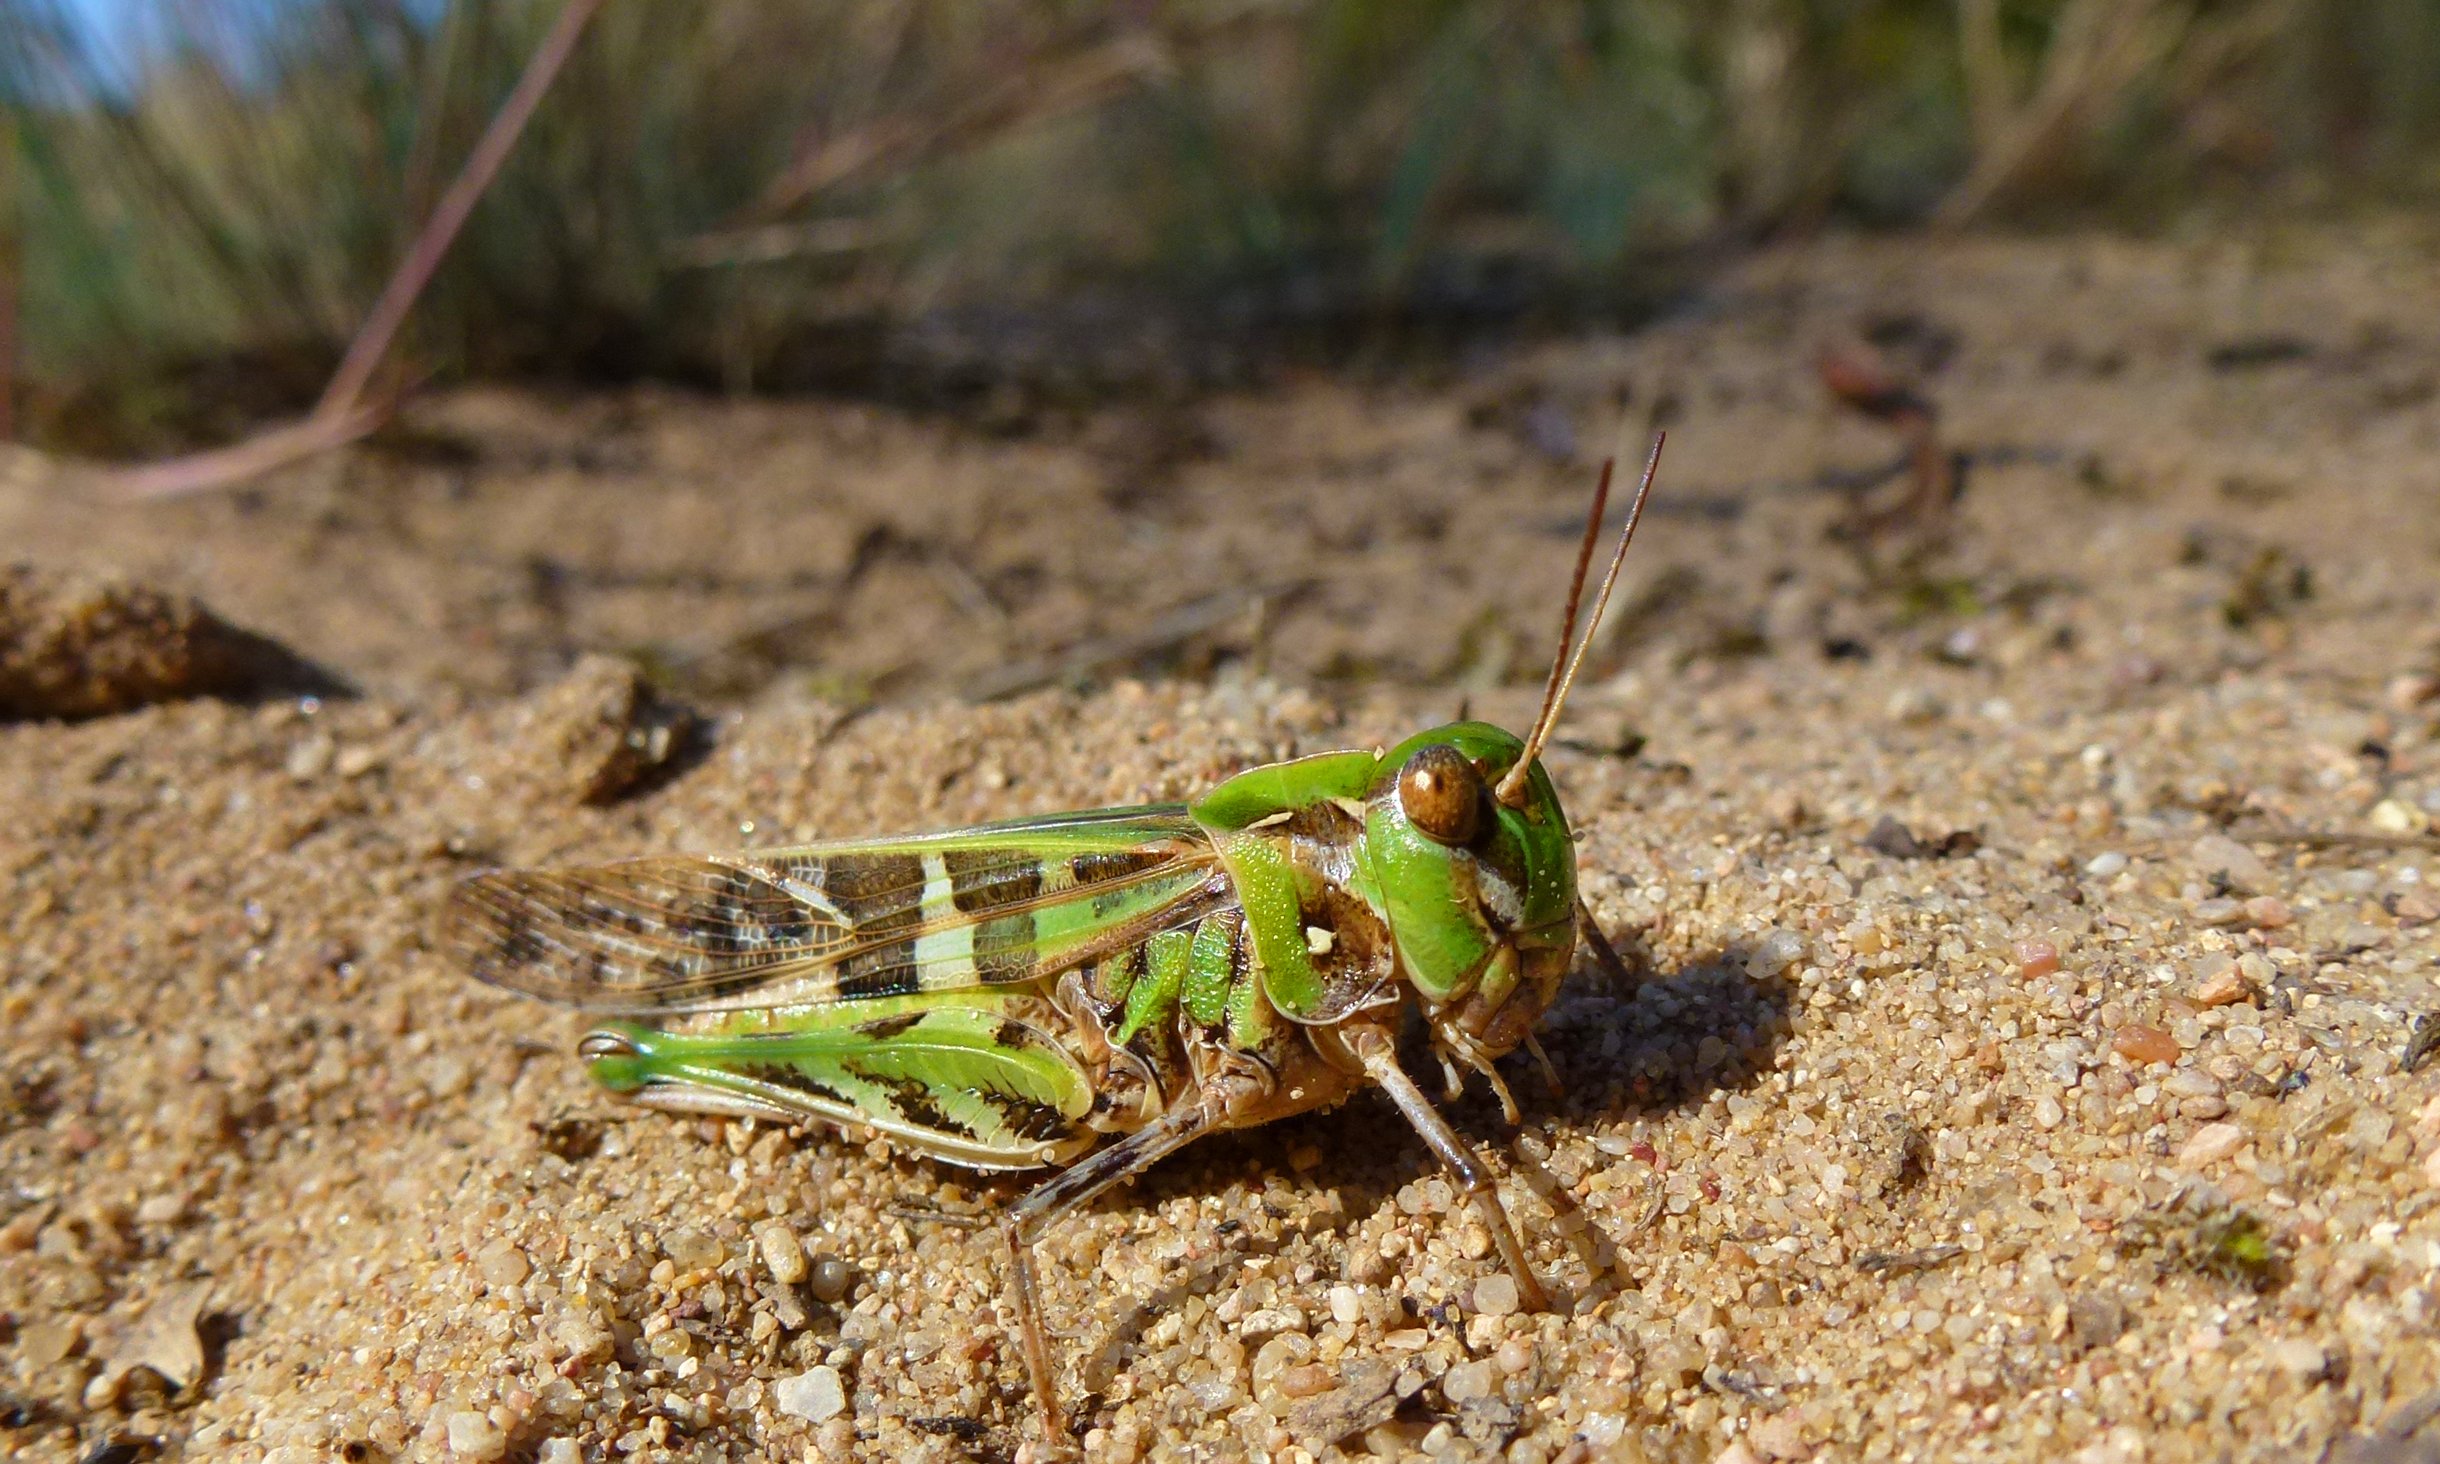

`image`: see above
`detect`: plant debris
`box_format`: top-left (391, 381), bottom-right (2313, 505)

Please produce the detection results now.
top-left (0, 567), bottom-right (338, 720)
top-left (1862, 815), bottom-right (1982, 860)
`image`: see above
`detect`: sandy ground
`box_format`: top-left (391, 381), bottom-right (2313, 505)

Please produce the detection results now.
top-left (5, 227), bottom-right (2440, 1463)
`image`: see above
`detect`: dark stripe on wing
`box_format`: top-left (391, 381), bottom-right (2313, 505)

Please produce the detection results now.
top-left (946, 849), bottom-right (1045, 913)
top-left (447, 810), bottom-right (1222, 1013)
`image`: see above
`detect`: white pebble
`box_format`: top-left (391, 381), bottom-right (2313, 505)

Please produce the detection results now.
top-left (2177, 1122), bottom-right (2248, 1167)
top-left (1472, 1273), bottom-right (1521, 1318)
top-left (755, 1219), bottom-right (810, 1285)
top-left (775, 1365), bottom-right (847, 1422)
top-left (1745, 929), bottom-right (1808, 978)
top-left (445, 1411), bottom-right (507, 1461)
top-left (2083, 851), bottom-right (2128, 879)
top-left (2372, 799), bottom-right (2429, 835)
top-left (475, 1241), bottom-right (530, 1289)
top-left (1328, 1285), bottom-right (1363, 1325)
top-left (1440, 1357), bottom-right (1496, 1403)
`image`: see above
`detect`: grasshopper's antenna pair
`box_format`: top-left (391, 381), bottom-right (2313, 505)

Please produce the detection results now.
top-left (1495, 432), bottom-right (1666, 809)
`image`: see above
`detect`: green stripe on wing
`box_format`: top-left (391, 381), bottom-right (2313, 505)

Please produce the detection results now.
top-left (445, 806), bottom-right (1228, 1013)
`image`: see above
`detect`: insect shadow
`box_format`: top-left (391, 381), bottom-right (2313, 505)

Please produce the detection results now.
top-left (1053, 934), bottom-right (1801, 1398)
top-left (1536, 931), bottom-right (1804, 1118)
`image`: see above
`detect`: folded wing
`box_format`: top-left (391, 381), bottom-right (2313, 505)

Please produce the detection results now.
top-left (445, 805), bottom-right (1229, 1013)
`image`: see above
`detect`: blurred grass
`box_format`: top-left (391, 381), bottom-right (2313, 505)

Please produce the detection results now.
top-left (4, 0), bottom-right (2438, 453)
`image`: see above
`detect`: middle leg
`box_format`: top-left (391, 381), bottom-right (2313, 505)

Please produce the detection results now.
top-left (1001, 1101), bottom-right (1219, 1445)
top-left (1357, 1037), bottom-right (1550, 1313)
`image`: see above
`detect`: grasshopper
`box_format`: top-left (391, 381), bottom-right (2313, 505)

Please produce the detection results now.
top-left (446, 436), bottom-right (1665, 1443)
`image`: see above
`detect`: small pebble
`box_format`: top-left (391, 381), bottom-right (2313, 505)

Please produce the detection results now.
top-left (2013, 939), bottom-right (2061, 978)
top-left (2188, 833), bottom-right (2275, 895)
top-left (2083, 851), bottom-right (2129, 879)
top-left (2178, 1122), bottom-right (2248, 1167)
top-left (2112, 1025), bottom-right (2181, 1065)
top-left (2371, 799), bottom-right (2430, 835)
top-left (661, 1227), bottom-right (723, 1270)
top-left (2192, 968), bottom-right (2255, 1008)
top-left (1252, 1333), bottom-right (1317, 1408)
top-left (774, 1365), bottom-right (847, 1422)
top-left (807, 1254), bottom-right (854, 1304)
top-left (476, 1240), bottom-right (530, 1289)
top-left (445, 1410), bottom-right (508, 1461)
top-left (816, 1418), bottom-right (857, 1459)
top-left (2242, 895), bottom-right (2291, 928)
top-left (2268, 1338), bottom-right (2329, 1380)
top-left (2032, 1095), bottom-right (2065, 1130)
top-left (82, 1369), bottom-right (122, 1411)
top-left (1328, 1284), bottom-right (1363, 1325)
top-left (536, 1442), bottom-right (580, 1464)
top-left (2163, 1069), bottom-right (2220, 1099)
top-left (19, 1318), bottom-right (79, 1367)
top-left (1278, 1362), bottom-right (1336, 1399)
top-left (1441, 1358), bottom-right (1496, 1404)
top-left (1748, 1412), bottom-right (1810, 1460)
top-left (1746, 929), bottom-right (1808, 978)
top-left (1472, 1273), bottom-right (1521, 1318)
top-left (755, 1220), bottom-right (809, 1286)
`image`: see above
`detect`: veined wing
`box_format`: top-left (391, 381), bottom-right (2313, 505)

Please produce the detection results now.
top-left (445, 805), bottom-right (1229, 1013)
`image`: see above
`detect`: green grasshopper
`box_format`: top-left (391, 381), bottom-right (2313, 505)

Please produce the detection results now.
top-left (447, 437), bottom-right (1665, 1444)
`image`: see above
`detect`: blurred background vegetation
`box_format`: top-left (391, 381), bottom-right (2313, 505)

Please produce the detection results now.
top-left (4, 0), bottom-right (2436, 455)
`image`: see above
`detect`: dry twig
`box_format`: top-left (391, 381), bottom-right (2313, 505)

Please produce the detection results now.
top-left (747, 32), bottom-right (1165, 226)
top-left (1935, 0), bottom-right (2181, 228)
top-left (108, 0), bottom-right (607, 500)
top-left (1817, 343), bottom-right (1957, 547)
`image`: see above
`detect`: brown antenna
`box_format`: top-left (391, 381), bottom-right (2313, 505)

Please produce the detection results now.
top-left (1496, 432), bottom-right (1665, 807)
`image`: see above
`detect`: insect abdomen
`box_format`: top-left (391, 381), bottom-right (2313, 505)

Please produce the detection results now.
top-left (576, 1001), bottom-right (1100, 1169)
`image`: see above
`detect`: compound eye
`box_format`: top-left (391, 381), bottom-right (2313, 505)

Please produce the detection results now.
top-left (1397, 744), bottom-right (1484, 845)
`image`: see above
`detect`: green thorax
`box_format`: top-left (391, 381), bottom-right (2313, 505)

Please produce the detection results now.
top-left (1183, 721), bottom-right (1576, 1019)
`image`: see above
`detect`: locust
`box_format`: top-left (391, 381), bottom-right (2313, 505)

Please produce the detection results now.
top-left (445, 436), bottom-right (1666, 1444)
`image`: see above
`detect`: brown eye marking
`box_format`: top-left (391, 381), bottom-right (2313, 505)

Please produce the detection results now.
top-left (1397, 744), bottom-right (1484, 845)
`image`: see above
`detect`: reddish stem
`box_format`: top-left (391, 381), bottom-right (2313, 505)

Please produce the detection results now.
top-left (315, 0), bottom-right (607, 420)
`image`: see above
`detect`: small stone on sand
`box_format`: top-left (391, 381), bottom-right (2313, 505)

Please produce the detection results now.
top-left (2187, 833), bottom-right (2275, 895)
top-left (2178, 1122), bottom-right (2248, 1167)
top-left (2111, 1025), bottom-right (2181, 1065)
top-left (776, 1365), bottom-right (847, 1423)
top-left (755, 1219), bottom-right (809, 1286)
top-left (445, 1410), bottom-right (508, 1460)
